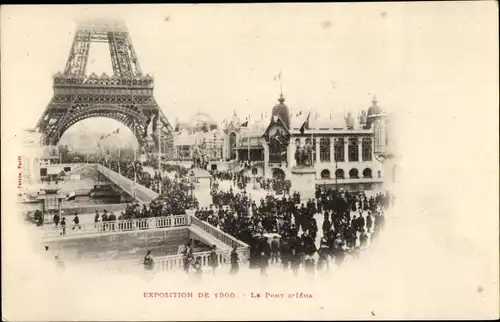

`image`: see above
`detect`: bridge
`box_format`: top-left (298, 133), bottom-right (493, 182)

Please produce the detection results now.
top-left (52, 163), bottom-right (159, 204)
top-left (39, 213), bottom-right (250, 274)
top-left (95, 164), bottom-right (159, 203)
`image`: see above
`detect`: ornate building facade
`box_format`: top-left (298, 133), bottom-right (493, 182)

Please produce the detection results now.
top-left (219, 95), bottom-right (393, 191)
top-left (166, 95), bottom-right (394, 191)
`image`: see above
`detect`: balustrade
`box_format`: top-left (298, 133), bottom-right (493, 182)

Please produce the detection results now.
top-left (42, 214), bottom-right (188, 238)
top-left (45, 213), bottom-right (250, 274)
top-left (190, 216), bottom-right (240, 249)
top-left (92, 249), bottom-right (235, 275)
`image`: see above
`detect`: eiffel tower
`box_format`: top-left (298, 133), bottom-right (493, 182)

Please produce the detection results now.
top-left (35, 19), bottom-right (173, 155)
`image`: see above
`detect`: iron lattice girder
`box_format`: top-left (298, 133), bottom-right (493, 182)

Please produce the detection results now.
top-left (36, 20), bottom-right (173, 153)
top-left (64, 22), bottom-right (142, 78)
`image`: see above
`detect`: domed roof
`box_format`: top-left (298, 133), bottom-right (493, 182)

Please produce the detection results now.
top-left (367, 96), bottom-right (382, 116)
top-left (271, 94), bottom-right (291, 129)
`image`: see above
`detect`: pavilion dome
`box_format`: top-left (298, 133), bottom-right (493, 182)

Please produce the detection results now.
top-left (367, 96), bottom-right (382, 117)
top-left (271, 94), bottom-right (291, 129)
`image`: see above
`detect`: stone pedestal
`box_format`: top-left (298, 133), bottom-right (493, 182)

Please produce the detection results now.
top-left (192, 168), bottom-right (212, 207)
top-left (290, 166), bottom-right (316, 202)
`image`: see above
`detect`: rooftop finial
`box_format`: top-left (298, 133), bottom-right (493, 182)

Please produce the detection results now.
top-left (372, 94), bottom-right (378, 105)
top-left (278, 93), bottom-right (285, 104)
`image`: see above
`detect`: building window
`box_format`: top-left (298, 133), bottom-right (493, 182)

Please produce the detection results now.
top-left (374, 122), bottom-right (382, 152)
top-left (312, 138), bottom-right (316, 162)
top-left (335, 168), bottom-right (344, 179)
top-left (320, 169), bottom-right (331, 179)
top-left (295, 138), bottom-right (300, 147)
top-left (334, 138), bottom-right (344, 162)
top-left (270, 141), bottom-right (280, 154)
top-left (362, 138), bottom-right (372, 161)
top-left (348, 138), bottom-right (359, 162)
top-left (252, 167), bottom-right (258, 175)
top-left (363, 168), bottom-right (372, 178)
top-left (349, 168), bottom-right (359, 179)
top-left (378, 170), bottom-right (381, 178)
top-left (319, 138), bottom-right (330, 162)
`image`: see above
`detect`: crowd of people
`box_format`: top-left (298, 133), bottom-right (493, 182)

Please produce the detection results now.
top-left (194, 184), bottom-right (392, 276)
top-left (31, 155), bottom-right (392, 278)
top-left (209, 169), bottom-right (292, 194)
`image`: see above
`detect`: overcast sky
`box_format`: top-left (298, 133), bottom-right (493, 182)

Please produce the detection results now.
top-left (1, 3), bottom-right (498, 142)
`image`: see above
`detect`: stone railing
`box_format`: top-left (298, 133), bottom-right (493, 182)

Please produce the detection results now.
top-left (189, 215), bottom-right (249, 259)
top-left (93, 248), bottom-right (239, 275)
top-left (96, 164), bottom-right (159, 203)
top-left (84, 215), bottom-right (249, 275)
top-left (42, 214), bottom-right (189, 239)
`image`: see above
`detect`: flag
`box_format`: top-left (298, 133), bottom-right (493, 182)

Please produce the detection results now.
top-left (144, 115), bottom-right (155, 138)
top-left (296, 111), bottom-right (302, 117)
top-left (100, 135), bottom-right (104, 140)
top-left (152, 113), bottom-right (159, 134)
top-left (299, 112), bottom-right (311, 134)
top-left (274, 72), bottom-right (281, 81)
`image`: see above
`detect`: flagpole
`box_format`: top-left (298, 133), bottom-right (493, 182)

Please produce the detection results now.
top-left (158, 116), bottom-right (162, 195)
top-left (310, 109), bottom-right (314, 166)
top-left (247, 133), bottom-right (250, 163)
top-left (133, 120), bottom-right (137, 200)
top-left (280, 68), bottom-right (283, 96)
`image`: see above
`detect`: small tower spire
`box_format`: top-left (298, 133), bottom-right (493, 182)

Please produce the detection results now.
top-left (280, 67), bottom-right (283, 97)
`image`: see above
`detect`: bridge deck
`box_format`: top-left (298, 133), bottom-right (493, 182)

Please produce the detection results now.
top-left (96, 164), bottom-right (159, 203)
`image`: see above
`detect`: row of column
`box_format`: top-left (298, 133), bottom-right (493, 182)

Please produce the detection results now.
top-left (294, 136), bottom-right (372, 163)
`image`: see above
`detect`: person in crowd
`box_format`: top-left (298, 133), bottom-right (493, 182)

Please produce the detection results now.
top-left (192, 257), bottom-right (203, 282)
top-left (60, 217), bottom-right (66, 236)
top-left (259, 251), bottom-right (269, 277)
top-left (209, 245), bottom-right (218, 275)
top-left (143, 250), bottom-right (154, 271)
top-left (360, 229), bottom-right (369, 248)
top-left (53, 212), bottom-right (60, 228)
top-left (229, 245), bottom-right (240, 275)
top-left (72, 213), bottom-right (81, 230)
top-left (182, 243), bottom-right (193, 273)
top-left (290, 246), bottom-right (301, 277)
top-left (94, 210), bottom-right (100, 228)
top-left (279, 238), bottom-right (291, 271)
top-left (366, 212), bottom-right (373, 233)
top-left (317, 238), bottom-right (330, 272)
top-left (270, 236), bottom-right (280, 265)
